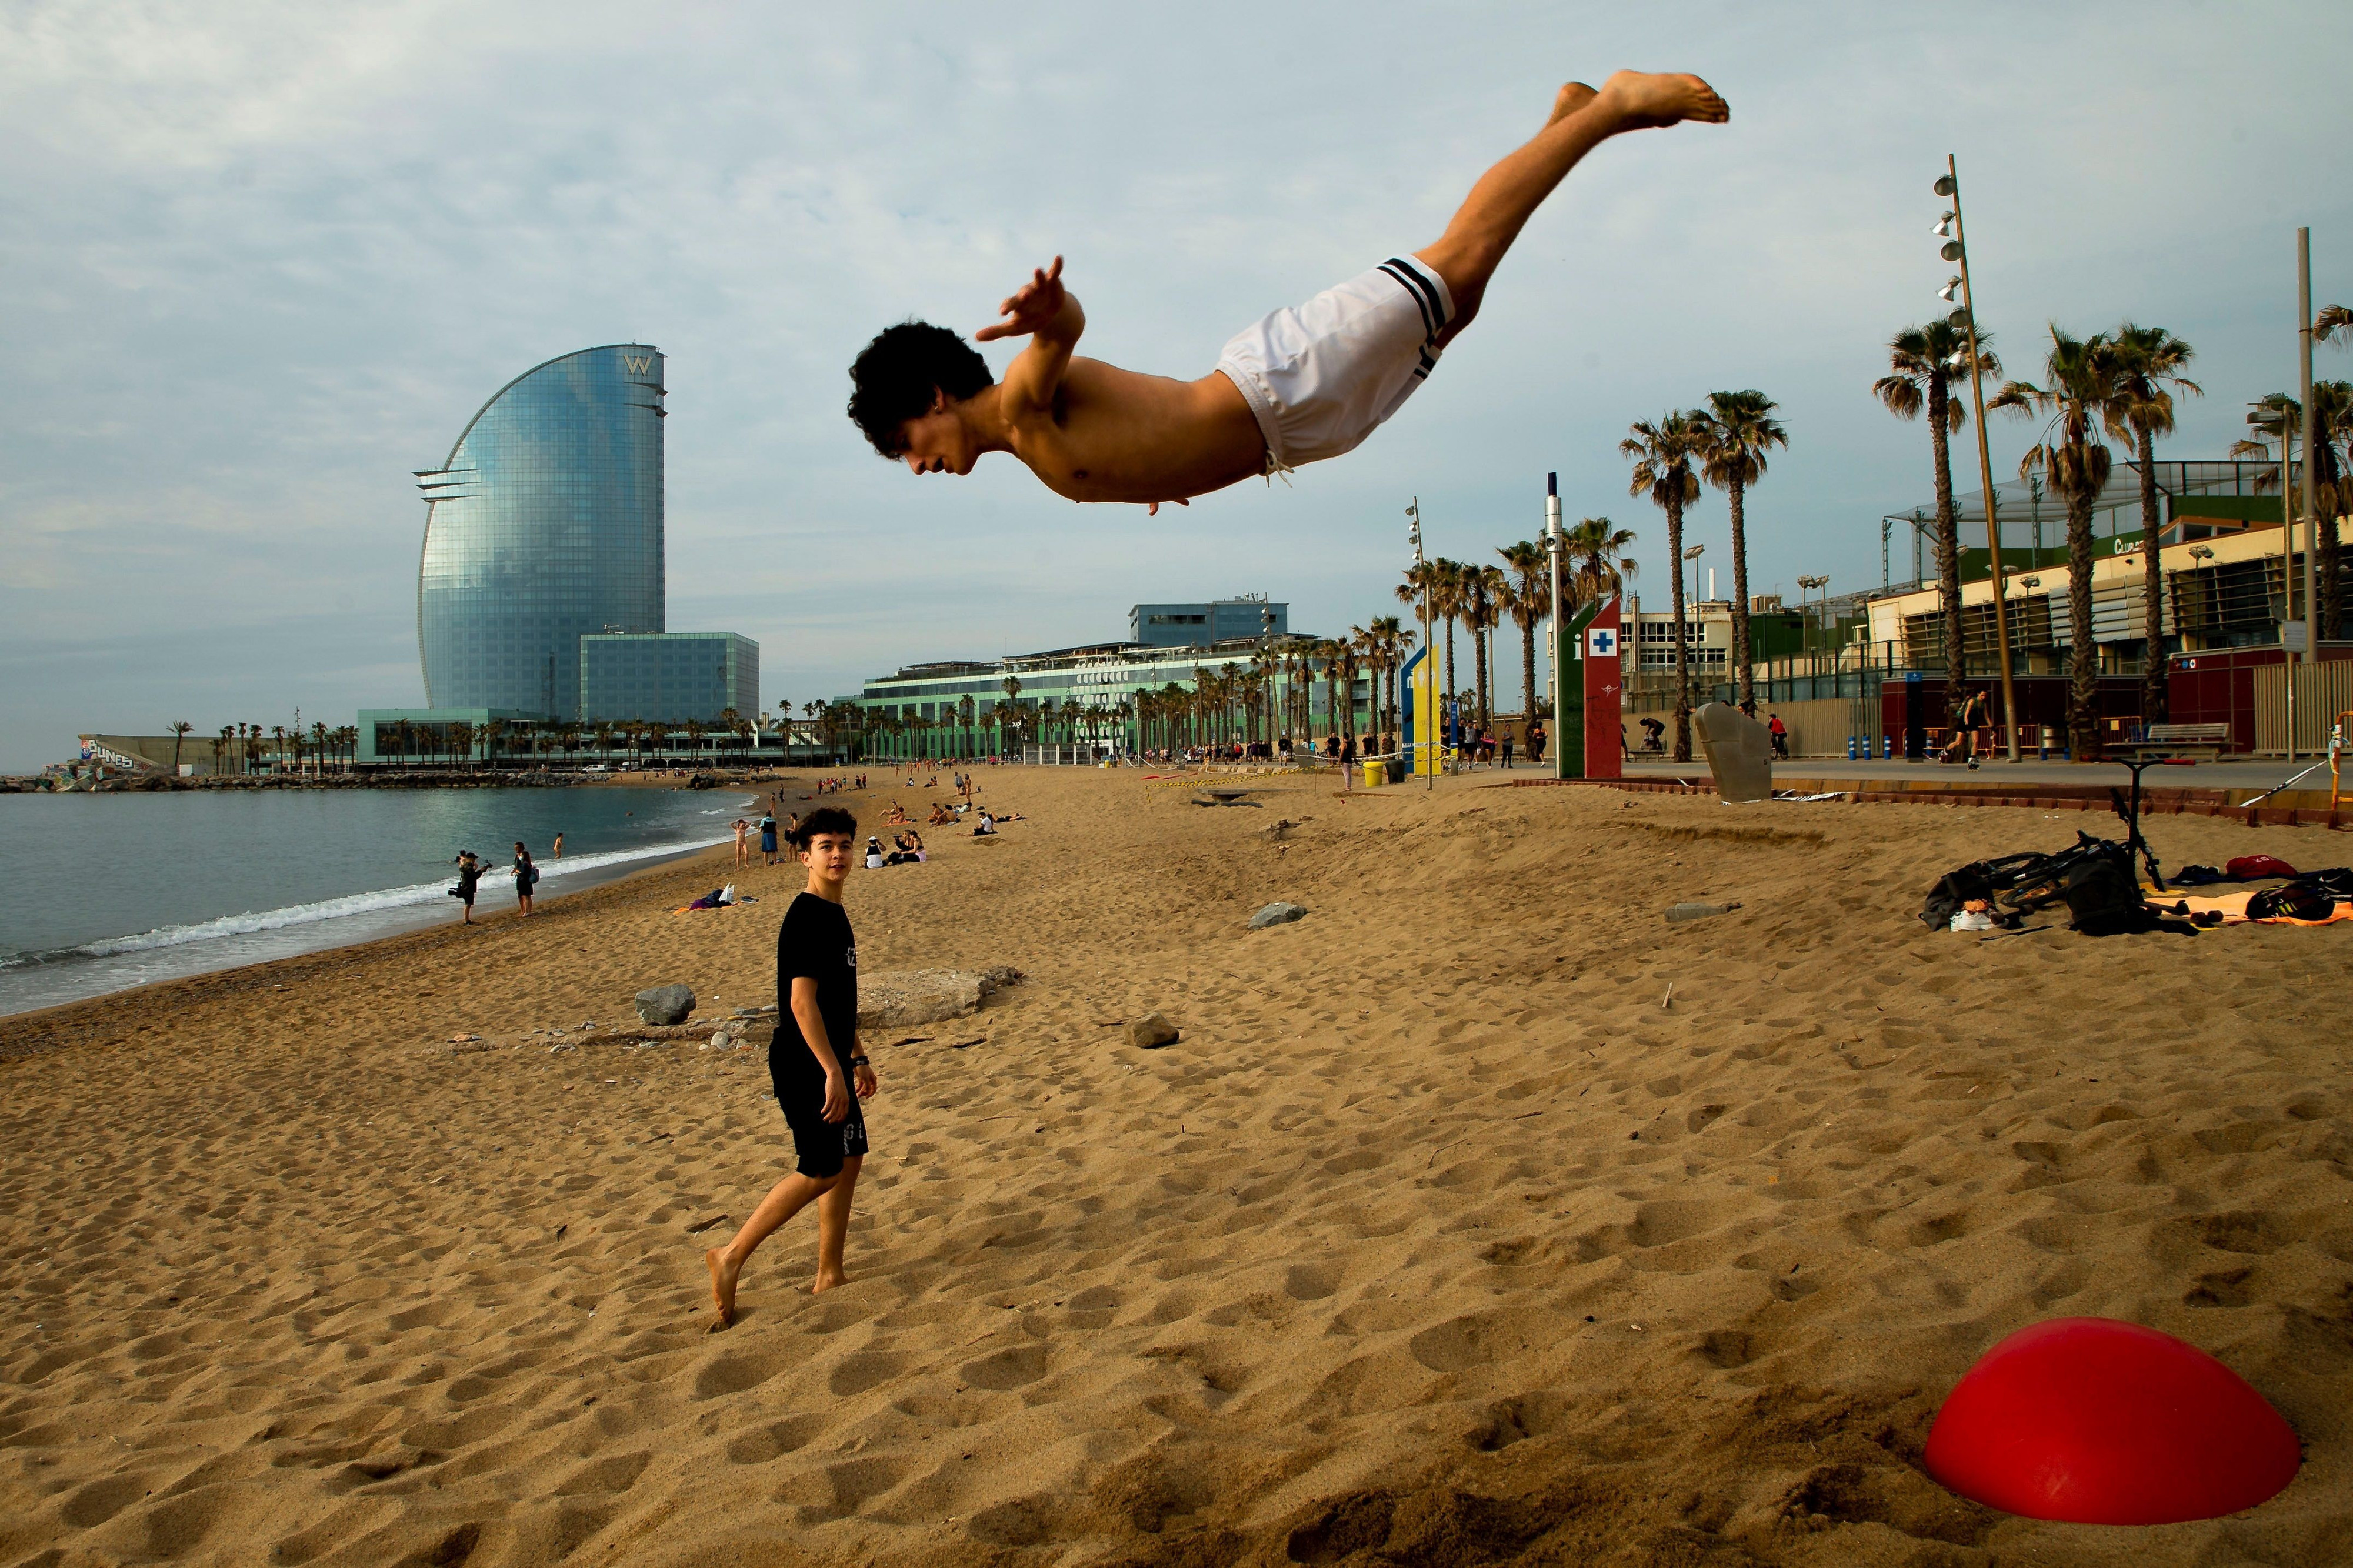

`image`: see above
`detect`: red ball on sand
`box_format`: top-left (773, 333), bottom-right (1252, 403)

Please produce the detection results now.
top-left (1924, 1317), bottom-right (2301, 1526)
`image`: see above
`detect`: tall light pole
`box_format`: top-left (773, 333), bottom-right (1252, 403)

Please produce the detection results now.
top-left (2299, 227), bottom-right (2319, 674)
top-left (1682, 543), bottom-right (1705, 696)
top-left (1797, 573), bottom-right (1829, 679)
top-left (1937, 155), bottom-right (2022, 762)
top-left (1261, 603), bottom-right (1277, 751)
top-left (1408, 499), bottom-right (1433, 790)
top-left (1545, 473), bottom-right (1565, 778)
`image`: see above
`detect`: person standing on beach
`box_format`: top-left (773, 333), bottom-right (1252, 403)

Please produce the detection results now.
top-left (707, 807), bottom-right (877, 1323)
top-left (451, 850), bottom-right (482, 924)
top-left (551, 832), bottom-right (564, 860)
top-left (511, 842), bottom-right (539, 917)
top-left (733, 817), bottom-right (752, 867)
top-left (758, 809), bottom-right (779, 866)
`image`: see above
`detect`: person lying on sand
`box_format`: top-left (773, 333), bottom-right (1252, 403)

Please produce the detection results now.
top-left (707, 807), bottom-right (878, 1324)
top-left (847, 71), bottom-right (1725, 512)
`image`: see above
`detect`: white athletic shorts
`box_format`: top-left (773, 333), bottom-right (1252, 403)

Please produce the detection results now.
top-left (1215, 255), bottom-right (1454, 474)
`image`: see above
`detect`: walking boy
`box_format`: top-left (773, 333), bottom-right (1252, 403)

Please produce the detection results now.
top-left (706, 807), bottom-right (878, 1325)
top-left (848, 71), bottom-right (1726, 511)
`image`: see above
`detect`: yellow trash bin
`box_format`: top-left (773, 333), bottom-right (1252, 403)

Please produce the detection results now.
top-left (1360, 758), bottom-right (1384, 789)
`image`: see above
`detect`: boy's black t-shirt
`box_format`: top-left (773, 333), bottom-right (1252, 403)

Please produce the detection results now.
top-left (773, 891), bottom-right (856, 1082)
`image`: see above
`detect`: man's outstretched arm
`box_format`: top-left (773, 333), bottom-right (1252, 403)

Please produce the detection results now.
top-left (976, 256), bottom-right (1082, 419)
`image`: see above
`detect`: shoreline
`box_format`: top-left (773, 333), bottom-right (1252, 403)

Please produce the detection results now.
top-left (0, 835), bottom-right (747, 1047)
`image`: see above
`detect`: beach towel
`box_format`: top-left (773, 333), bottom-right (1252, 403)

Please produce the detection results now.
top-left (2167, 889), bottom-right (2351, 927)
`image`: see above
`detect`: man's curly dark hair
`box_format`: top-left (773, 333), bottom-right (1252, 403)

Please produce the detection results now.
top-left (847, 321), bottom-right (994, 457)
top-left (789, 805), bottom-right (858, 849)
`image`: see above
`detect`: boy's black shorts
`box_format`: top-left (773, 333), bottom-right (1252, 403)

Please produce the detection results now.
top-left (769, 1047), bottom-right (869, 1179)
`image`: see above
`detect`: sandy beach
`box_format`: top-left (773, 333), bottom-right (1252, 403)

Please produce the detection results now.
top-left (5, 767), bottom-right (2352, 1567)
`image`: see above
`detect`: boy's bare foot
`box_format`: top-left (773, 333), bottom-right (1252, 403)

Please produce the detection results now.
top-left (706, 1247), bottom-right (739, 1327)
top-left (1592, 70), bottom-right (1728, 131)
top-left (811, 1268), bottom-right (849, 1294)
top-left (1548, 81), bottom-right (1598, 125)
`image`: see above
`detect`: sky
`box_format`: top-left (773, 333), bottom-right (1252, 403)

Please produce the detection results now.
top-left (5, 1), bottom-right (2351, 771)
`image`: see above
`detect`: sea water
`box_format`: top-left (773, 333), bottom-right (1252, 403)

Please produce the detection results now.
top-left (0, 785), bottom-right (757, 1017)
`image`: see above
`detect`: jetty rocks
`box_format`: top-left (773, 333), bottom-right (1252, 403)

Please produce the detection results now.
top-left (856, 966), bottom-right (1022, 1031)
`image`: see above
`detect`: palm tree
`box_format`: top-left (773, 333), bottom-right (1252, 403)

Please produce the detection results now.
top-left (2100, 325), bottom-right (2202, 723)
top-left (1562, 518), bottom-right (1639, 606)
top-left (1497, 542), bottom-right (1550, 721)
top-left (1877, 321), bottom-right (2001, 735)
top-left (684, 718), bottom-right (708, 768)
top-left (448, 720), bottom-right (475, 769)
top-left (1622, 412), bottom-right (1708, 760)
top-left (1419, 559), bottom-right (1468, 749)
top-left (168, 720), bottom-right (193, 775)
top-left (2298, 307), bottom-right (2353, 637)
top-left (1698, 389), bottom-right (1789, 712)
top-left (481, 718), bottom-right (507, 770)
top-left (1991, 326), bottom-right (2124, 759)
top-left (2232, 391), bottom-right (2337, 632)
top-left (1460, 563), bottom-right (1505, 732)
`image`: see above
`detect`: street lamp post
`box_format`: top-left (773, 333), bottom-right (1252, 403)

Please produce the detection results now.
top-left (2299, 226), bottom-right (2319, 682)
top-left (1681, 543), bottom-right (1705, 703)
top-left (1545, 473), bottom-right (1565, 779)
top-left (1408, 499), bottom-right (1433, 790)
top-left (1797, 574), bottom-right (1829, 686)
top-left (1936, 155), bottom-right (2023, 762)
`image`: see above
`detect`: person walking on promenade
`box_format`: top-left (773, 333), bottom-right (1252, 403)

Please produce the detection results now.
top-left (706, 807), bottom-right (877, 1324)
top-left (1767, 711), bottom-right (1789, 760)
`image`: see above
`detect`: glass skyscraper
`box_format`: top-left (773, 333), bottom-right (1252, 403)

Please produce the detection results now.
top-left (415, 345), bottom-right (665, 719)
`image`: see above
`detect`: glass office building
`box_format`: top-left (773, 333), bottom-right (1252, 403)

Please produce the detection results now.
top-left (416, 345), bottom-right (665, 719)
top-left (1129, 597), bottom-right (1287, 648)
top-left (579, 632), bottom-right (759, 725)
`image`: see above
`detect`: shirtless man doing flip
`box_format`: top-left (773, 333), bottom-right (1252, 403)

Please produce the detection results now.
top-left (848, 71), bottom-right (1727, 511)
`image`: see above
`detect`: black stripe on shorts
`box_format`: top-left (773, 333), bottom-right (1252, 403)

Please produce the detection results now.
top-left (1381, 258), bottom-right (1448, 342)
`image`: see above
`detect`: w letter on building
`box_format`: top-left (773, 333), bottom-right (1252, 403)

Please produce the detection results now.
top-left (622, 353), bottom-right (654, 375)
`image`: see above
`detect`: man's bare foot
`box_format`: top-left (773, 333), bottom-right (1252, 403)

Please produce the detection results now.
top-left (706, 1247), bottom-right (739, 1328)
top-left (811, 1268), bottom-right (849, 1294)
top-left (1548, 81), bottom-right (1598, 125)
top-left (1592, 70), bottom-right (1729, 132)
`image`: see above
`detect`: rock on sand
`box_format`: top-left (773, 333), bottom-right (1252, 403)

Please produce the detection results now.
top-left (634, 984), bottom-right (695, 1026)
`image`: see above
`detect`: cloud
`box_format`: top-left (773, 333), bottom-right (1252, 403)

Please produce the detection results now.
top-left (3, 1), bottom-right (2351, 769)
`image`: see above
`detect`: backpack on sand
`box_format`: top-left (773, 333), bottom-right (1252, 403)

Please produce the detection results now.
top-left (2059, 844), bottom-right (2157, 935)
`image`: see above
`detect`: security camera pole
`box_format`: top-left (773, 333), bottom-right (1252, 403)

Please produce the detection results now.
top-left (1938, 154), bottom-right (2022, 762)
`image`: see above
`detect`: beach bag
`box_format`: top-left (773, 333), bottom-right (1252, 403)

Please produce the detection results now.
top-left (2227, 854), bottom-right (2298, 881)
top-left (2247, 884), bottom-right (2335, 922)
top-left (2059, 847), bottom-right (2155, 935)
top-left (1920, 862), bottom-right (1995, 928)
